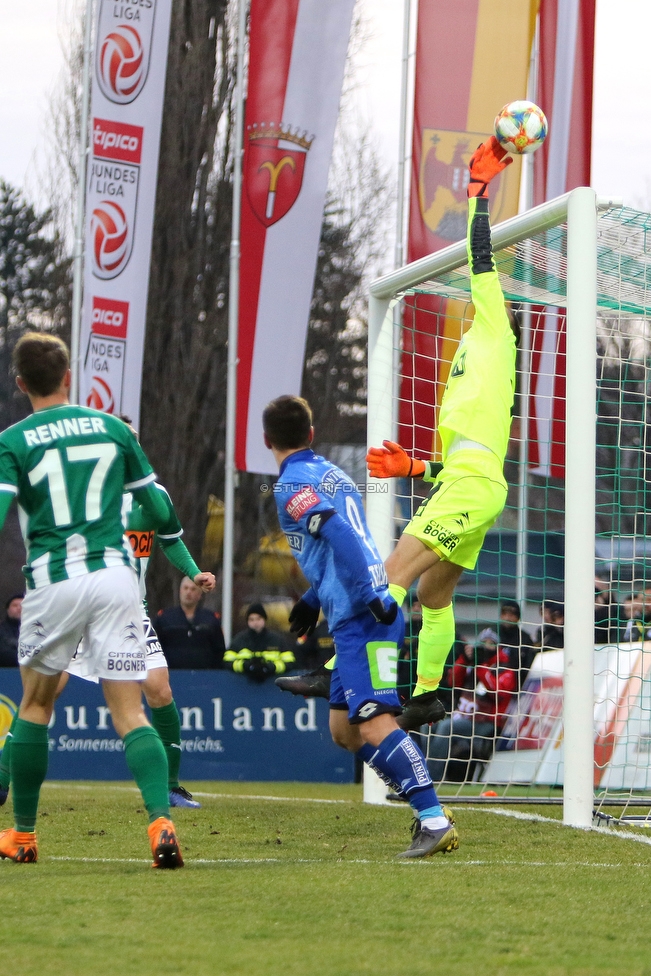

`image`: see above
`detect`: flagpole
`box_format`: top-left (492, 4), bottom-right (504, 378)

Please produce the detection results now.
top-left (70, 0), bottom-right (94, 405)
top-left (221, 0), bottom-right (248, 645)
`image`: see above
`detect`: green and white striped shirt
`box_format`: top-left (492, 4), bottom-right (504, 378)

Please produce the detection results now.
top-left (0, 405), bottom-right (155, 589)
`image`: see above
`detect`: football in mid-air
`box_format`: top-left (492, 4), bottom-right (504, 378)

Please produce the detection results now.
top-left (494, 100), bottom-right (548, 154)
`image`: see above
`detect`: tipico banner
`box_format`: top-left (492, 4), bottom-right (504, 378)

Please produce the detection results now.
top-left (401, 0), bottom-right (536, 458)
top-left (78, 0), bottom-right (173, 427)
top-left (236, 0), bottom-right (355, 473)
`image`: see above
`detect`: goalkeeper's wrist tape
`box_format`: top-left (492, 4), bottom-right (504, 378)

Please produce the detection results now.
top-left (422, 460), bottom-right (444, 483)
top-left (467, 178), bottom-right (489, 199)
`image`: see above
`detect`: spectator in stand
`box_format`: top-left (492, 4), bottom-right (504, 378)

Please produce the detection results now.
top-left (498, 599), bottom-right (536, 683)
top-left (594, 579), bottom-right (625, 644)
top-left (0, 594), bottom-right (23, 667)
top-left (294, 617), bottom-right (334, 672)
top-left (621, 590), bottom-right (651, 642)
top-left (533, 600), bottom-right (564, 650)
top-left (427, 628), bottom-right (516, 782)
top-left (224, 603), bottom-right (296, 682)
top-left (155, 576), bottom-right (225, 669)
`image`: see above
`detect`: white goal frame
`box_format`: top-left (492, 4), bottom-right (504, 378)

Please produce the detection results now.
top-left (365, 188), bottom-right (623, 828)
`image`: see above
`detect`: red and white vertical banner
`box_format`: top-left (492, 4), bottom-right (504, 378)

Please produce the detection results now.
top-left (401, 0), bottom-right (536, 458)
top-left (78, 0), bottom-right (173, 426)
top-left (529, 0), bottom-right (596, 477)
top-left (236, 0), bottom-right (355, 473)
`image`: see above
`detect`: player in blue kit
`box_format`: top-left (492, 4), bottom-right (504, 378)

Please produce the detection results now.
top-left (264, 396), bottom-right (458, 857)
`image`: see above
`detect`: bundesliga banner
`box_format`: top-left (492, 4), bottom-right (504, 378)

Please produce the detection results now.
top-left (78, 0), bottom-right (173, 427)
top-left (236, 0), bottom-right (355, 473)
top-left (401, 0), bottom-right (536, 457)
top-left (528, 0), bottom-right (596, 478)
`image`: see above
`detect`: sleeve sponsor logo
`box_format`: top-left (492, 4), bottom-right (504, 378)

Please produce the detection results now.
top-left (285, 487), bottom-right (320, 522)
top-left (126, 529), bottom-right (155, 558)
top-left (91, 296), bottom-right (129, 339)
top-left (93, 118), bottom-right (143, 165)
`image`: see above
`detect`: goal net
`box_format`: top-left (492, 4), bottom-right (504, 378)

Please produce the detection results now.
top-left (365, 188), bottom-right (651, 827)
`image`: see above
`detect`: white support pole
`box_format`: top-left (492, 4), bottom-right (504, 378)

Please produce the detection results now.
top-left (515, 21), bottom-right (539, 609)
top-left (364, 0), bottom-right (412, 808)
top-left (366, 294), bottom-right (394, 562)
top-left (70, 0), bottom-right (94, 405)
top-left (221, 0), bottom-right (247, 645)
top-left (515, 305), bottom-right (532, 610)
top-left (394, 0), bottom-right (411, 272)
top-left (563, 186), bottom-right (597, 828)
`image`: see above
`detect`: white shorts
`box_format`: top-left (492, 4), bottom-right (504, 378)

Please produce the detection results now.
top-left (19, 566), bottom-right (147, 681)
top-left (66, 608), bottom-right (166, 683)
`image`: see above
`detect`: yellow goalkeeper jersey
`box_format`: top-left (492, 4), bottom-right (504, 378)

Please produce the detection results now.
top-left (438, 195), bottom-right (516, 465)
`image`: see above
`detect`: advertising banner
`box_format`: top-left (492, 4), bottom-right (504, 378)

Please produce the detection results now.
top-left (0, 670), bottom-right (351, 783)
top-left (78, 0), bottom-right (173, 427)
top-left (401, 0), bottom-right (536, 457)
top-left (236, 0), bottom-right (355, 473)
top-left (484, 643), bottom-right (651, 787)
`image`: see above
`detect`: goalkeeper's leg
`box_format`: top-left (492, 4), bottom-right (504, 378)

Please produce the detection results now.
top-left (385, 534), bottom-right (462, 697)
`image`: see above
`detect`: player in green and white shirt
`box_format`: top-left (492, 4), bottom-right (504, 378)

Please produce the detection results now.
top-left (0, 333), bottom-right (183, 868)
top-left (61, 475), bottom-right (216, 809)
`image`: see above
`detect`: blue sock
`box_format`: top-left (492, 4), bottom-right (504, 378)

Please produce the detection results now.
top-left (365, 729), bottom-right (443, 819)
top-left (356, 742), bottom-right (403, 795)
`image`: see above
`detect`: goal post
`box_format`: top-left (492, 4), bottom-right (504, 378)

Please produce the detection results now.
top-left (365, 188), bottom-right (626, 827)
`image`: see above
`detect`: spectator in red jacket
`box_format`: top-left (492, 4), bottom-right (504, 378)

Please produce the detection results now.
top-left (426, 628), bottom-right (517, 782)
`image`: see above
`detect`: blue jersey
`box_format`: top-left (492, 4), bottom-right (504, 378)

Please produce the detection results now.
top-left (274, 449), bottom-right (389, 630)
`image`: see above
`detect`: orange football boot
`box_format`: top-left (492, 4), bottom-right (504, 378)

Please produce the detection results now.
top-left (0, 828), bottom-right (38, 863)
top-left (147, 817), bottom-right (184, 869)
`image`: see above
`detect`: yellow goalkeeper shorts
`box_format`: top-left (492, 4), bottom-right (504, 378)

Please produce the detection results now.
top-left (402, 449), bottom-right (507, 570)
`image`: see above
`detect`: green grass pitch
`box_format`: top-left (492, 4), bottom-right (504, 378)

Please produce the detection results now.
top-left (1, 781), bottom-right (651, 976)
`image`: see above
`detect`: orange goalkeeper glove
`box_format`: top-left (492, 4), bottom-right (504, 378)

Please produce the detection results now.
top-left (366, 440), bottom-right (426, 479)
top-left (467, 135), bottom-right (512, 198)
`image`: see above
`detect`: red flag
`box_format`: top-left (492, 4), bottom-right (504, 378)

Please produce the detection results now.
top-left (529, 0), bottom-right (596, 477)
top-left (402, 0), bottom-right (534, 458)
top-left (236, 0), bottom-right (355, 473)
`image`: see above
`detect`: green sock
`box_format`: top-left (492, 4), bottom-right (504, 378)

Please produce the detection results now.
top-left (0, 711), bottom-right (18, 791)
top-left (11, 718), bottom-right (49, 832)
top-left (150, 702), bottom-right (182, 790)
top-left (414, 603), bottom-right (455, 696)
top-left (123, 726), bottom-right (170, 823)
top-left (388, 583), bottom-right (407, 607)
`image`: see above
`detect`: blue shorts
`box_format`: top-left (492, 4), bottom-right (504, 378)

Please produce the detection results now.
top-left (329, 609), bottom-right (404, 723)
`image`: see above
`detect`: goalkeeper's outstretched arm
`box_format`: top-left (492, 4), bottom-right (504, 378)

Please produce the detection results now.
top-left (466, 136), bottom-right (513, 337)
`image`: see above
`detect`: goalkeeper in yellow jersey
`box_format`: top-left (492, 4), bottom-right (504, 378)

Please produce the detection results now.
top-left (367, 135), bottom-right (516, 718)
top-left (277, 136), bottom-right (516, 728)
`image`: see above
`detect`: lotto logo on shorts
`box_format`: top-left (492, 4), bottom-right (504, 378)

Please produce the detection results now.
top-left (422, 520), bottom-right (460, 552)
top-left (126, 529), bottom-right (154, 558)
